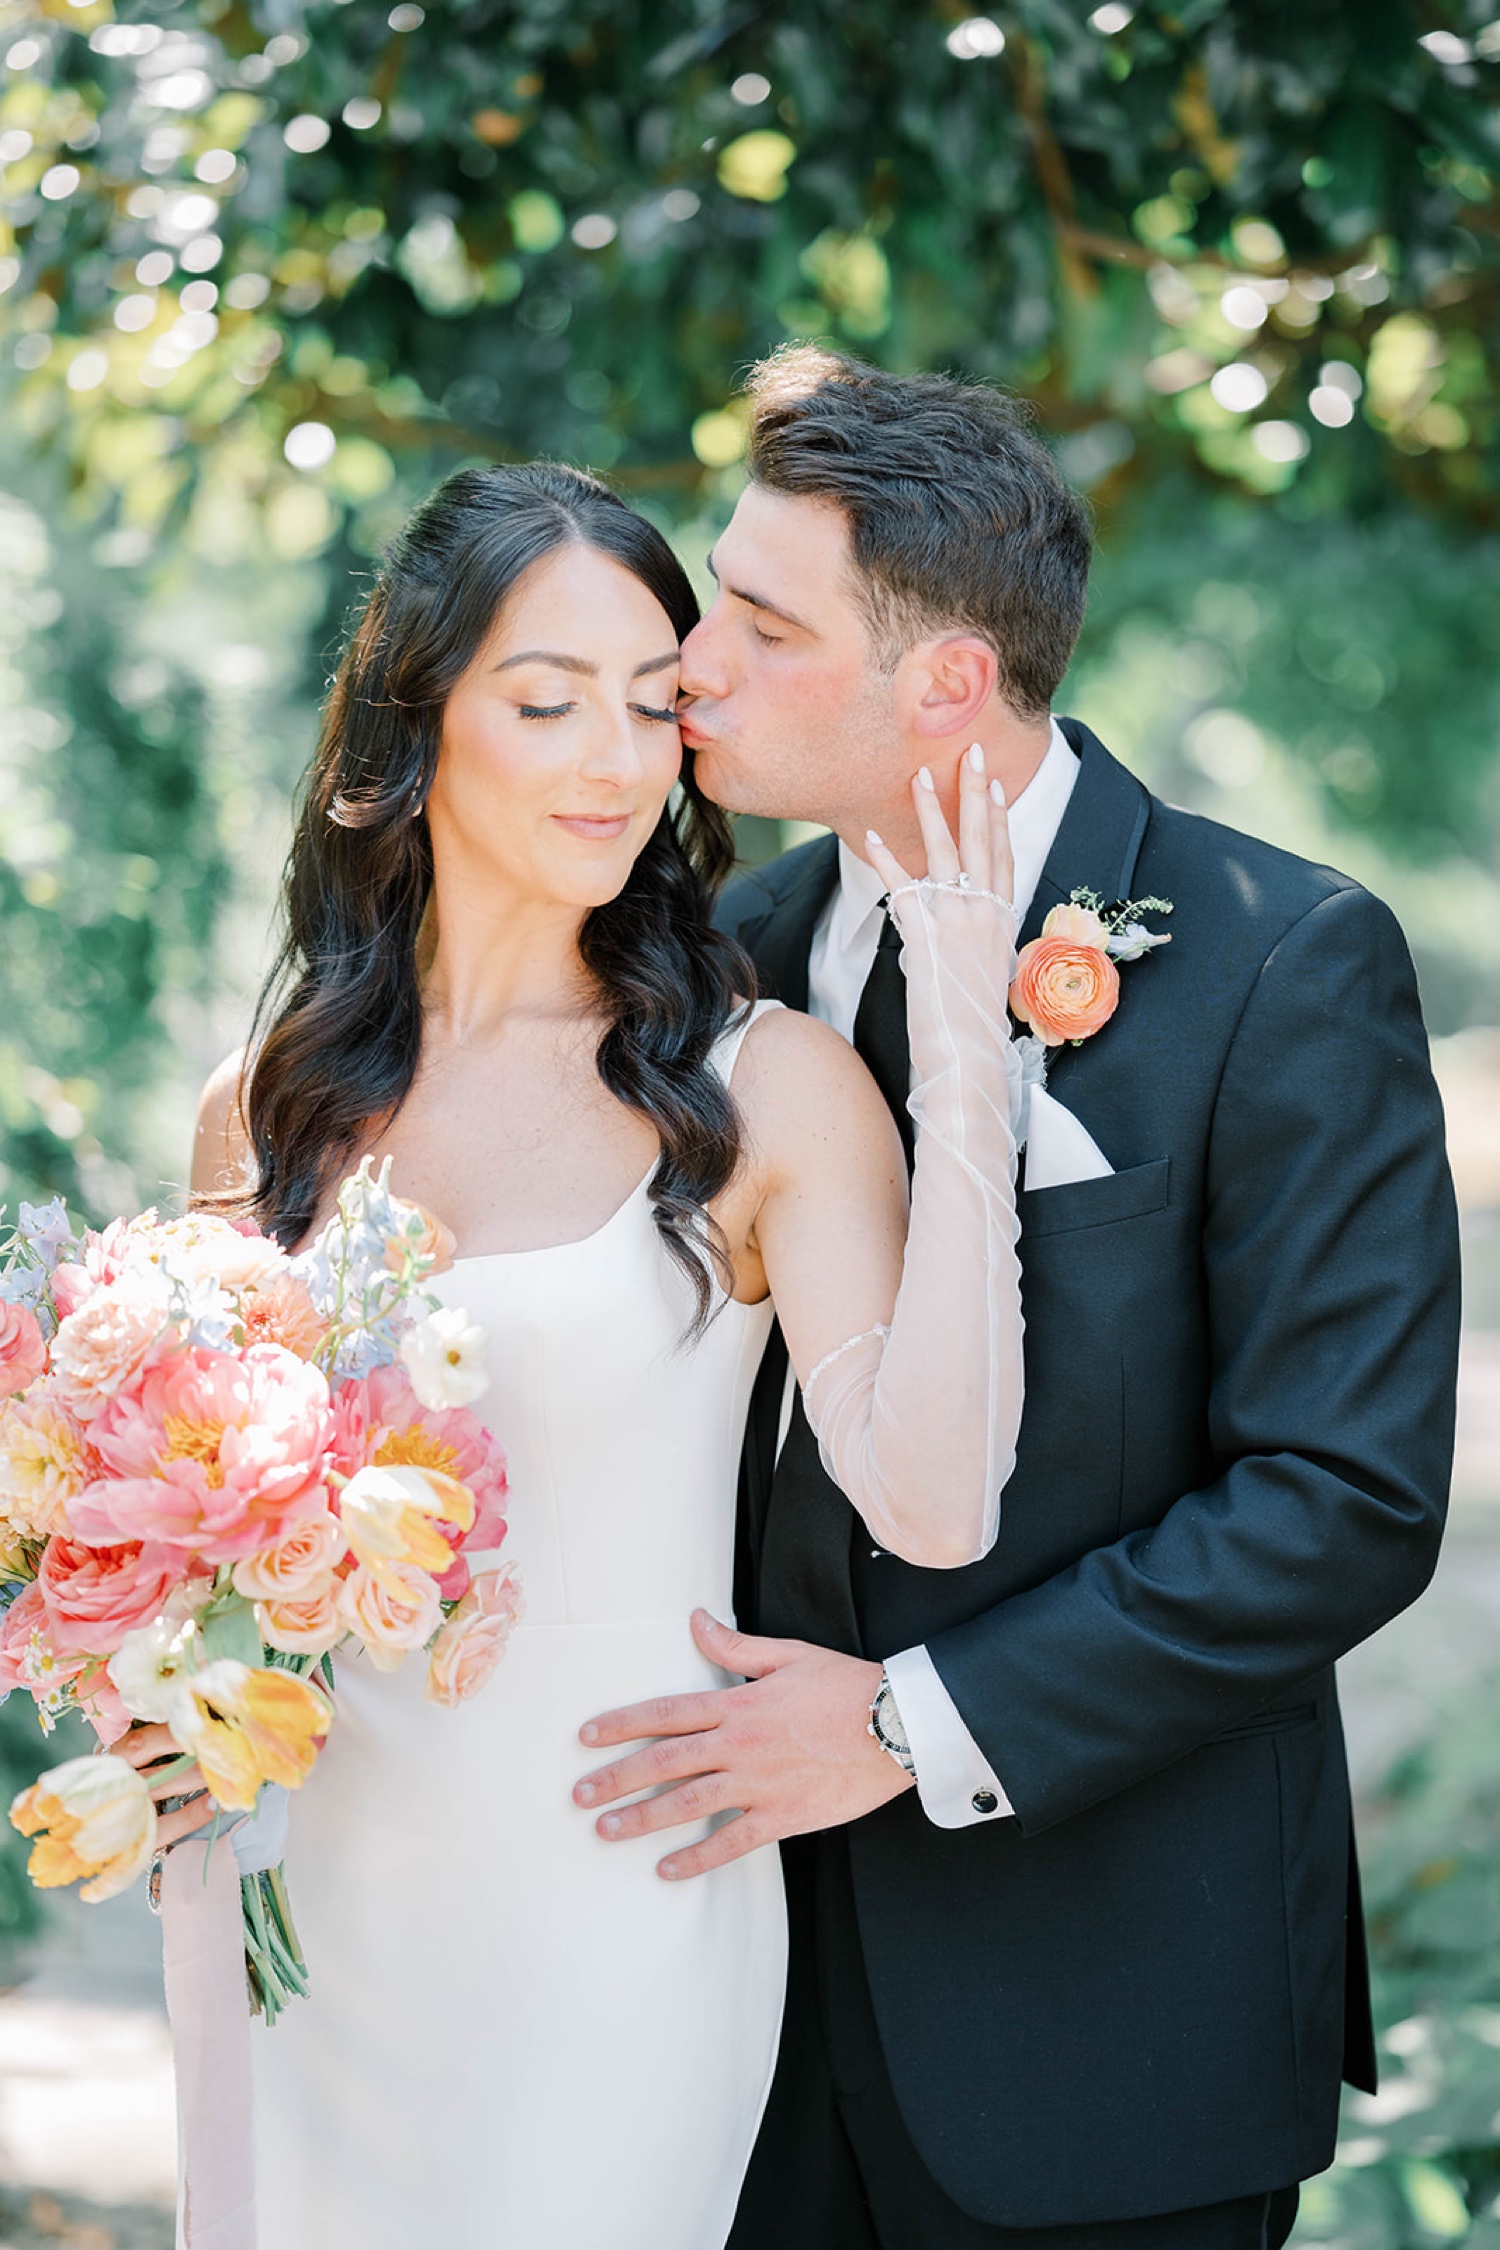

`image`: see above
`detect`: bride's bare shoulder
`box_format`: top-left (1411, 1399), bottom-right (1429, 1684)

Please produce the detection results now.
top-left (191, 1047), bottom-right (252, 1197)
top-left (730, 1002), bottom-right (899, 1169)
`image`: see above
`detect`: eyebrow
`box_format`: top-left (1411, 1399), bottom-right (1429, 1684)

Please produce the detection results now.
top-left (494, 650), bottom-right (680, 678)
top-left (704, 549), bottom-right (814, 634)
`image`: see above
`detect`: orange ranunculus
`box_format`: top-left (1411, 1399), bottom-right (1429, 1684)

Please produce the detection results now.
top-left (168, 1659), bottom-right (332, 1811)
top-left (10, 1753), bottom-right (157, 1902)
top-left (1010, 935), bottom-right (1120, 1047)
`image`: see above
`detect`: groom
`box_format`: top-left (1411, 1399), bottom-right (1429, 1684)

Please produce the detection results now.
top-left (576, 348), bottom-right (1462, 2247)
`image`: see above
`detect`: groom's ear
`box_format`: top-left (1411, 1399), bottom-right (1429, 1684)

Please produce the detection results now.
top-left (903, 635), bottom-right (998, 742)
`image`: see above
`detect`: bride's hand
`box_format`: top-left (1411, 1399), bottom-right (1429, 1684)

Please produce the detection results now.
top-left (116, 1721), bottom-right (221, 1849)
top-left (863, 740), bottom-right (1014, 910)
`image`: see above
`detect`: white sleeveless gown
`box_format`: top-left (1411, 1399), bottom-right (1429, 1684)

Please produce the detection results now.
top-left (250, 1006), bottom-right (786, 2249)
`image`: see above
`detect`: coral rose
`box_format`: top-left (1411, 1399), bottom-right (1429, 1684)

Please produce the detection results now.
top-left (0, 1583), bottom-right (84, 1706)
top-left (69, 1342), bottom-right (332, 1563)
top-left (331, 1364), bottom-right (507, 1591)
top-left (38, 1535), bottom-right (188, 1656)
top-left (426, 1563), bottom-right (525, 1706)
top-left (1010, 935), bottom-right (1120, 1048)
top-left (340, 1560), bottom-right (442, 1672)
top-left (0, 1393), bottom-right (94, 1539)
top-left (0, 1302), bottom-right (47, 1400)
top-left (48, 1281), bottom-right (168, 1421)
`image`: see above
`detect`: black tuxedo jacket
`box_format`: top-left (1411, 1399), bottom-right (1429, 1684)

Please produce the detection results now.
top-left (717, 720), bottom-right (1461, 2229)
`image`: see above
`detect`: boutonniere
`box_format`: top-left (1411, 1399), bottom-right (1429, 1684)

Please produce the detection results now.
top-left (1010, 888), bottom-right (1173, 1050)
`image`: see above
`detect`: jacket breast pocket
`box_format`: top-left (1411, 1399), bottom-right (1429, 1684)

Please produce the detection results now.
top-left (1021, 1156), bottom-right (1171, 1239)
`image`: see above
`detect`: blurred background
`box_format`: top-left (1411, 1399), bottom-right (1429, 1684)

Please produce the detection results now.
top-left (0, 1), bottom-right (1497, 2243)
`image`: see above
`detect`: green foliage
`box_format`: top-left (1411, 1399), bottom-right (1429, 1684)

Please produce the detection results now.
top-left (0, 473), bottom-right (229, 1218)
top-left (0, 1692), bottom-right (62, 1972)
top-left (0, 0), bottom-right (1496, 576)
top-left (1294, 1681), bottom-right (1500, 2247)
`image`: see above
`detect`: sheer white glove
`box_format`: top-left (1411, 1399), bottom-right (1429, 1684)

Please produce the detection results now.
top-left (802, 746), bottom-right (1025, 1569)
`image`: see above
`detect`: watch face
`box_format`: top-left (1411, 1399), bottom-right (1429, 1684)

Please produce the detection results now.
top-left (877, 1685), bottom-right (910, 1758)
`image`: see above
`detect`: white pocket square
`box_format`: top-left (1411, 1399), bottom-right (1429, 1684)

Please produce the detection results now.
top-left (1023, 1084), bottom-right (1114, 1192)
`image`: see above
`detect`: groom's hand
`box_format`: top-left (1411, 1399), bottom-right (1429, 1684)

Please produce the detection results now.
top-left (574, 1609), bottom-right (912, 1880)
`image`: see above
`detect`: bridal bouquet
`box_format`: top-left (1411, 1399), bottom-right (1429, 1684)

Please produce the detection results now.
top-left (0, 1162), bottom-right (516, 2019)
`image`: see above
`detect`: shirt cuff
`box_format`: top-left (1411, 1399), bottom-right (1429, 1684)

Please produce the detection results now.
top-left (883, 1645), bottom-right (1014, 1829)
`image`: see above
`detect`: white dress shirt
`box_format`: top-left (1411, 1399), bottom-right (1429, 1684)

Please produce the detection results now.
top-left (803, 719), bottom-right (1080, 1828)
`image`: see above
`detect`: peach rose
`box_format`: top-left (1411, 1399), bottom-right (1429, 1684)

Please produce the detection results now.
top-left (426, 1563), bottom-right (525, 1706)
top-left (37, 1535), bottom-right (187, 1656)
top-left (49, 1281), bottom-right (168, 1422)
top-left (0, 1302), bottom-right (47, 1400)
top-left (1039, 901), bottom-right (1111, 949)
top-left (340, 1559), bottom-right (442, 1671)
top-left (258, 1576), bottom-right (346, 1657)
top-left (1009, 936), bottom-right (1120, 1048)
top-left (385, 1204), bottom-right (457, 1279)
top-left (231, 1509), bottom-right (347, 1602)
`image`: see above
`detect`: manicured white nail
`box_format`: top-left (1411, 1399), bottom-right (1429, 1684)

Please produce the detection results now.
top-left (967, 742), bottom-right (985, 773)
top-left (866, 827), bottom-right (883, 848)
top-left (990, 779), bottom-right (1007, 807)
top-left (917, 766), bottom-right (935, 792)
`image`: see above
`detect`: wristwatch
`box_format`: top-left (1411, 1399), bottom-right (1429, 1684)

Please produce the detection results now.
top-left (868, 1669), bottom-right (916, 1777)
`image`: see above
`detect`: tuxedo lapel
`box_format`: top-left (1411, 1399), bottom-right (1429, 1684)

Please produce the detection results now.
top-left (734, 833), bottom-right (839, 1012)
top-left (1020, 719), bottom-right (1152, 948)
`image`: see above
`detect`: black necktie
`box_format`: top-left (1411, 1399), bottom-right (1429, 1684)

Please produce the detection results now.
top-left (852, 905), bottom-right (914, 1174)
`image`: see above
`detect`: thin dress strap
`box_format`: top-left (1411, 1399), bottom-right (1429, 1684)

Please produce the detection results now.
top-left (709, 997), bottom-right (784, 1091)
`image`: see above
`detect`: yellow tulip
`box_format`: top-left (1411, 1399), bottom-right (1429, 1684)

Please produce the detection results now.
top-left (169, 1658), bottom-right (332, 1813)
top-left (10, 1753), bottom-right (157, 1903)
top-left (338, 1463), bottom-right (474, 1589)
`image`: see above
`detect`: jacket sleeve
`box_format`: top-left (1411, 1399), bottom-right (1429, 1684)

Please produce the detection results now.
top-left (926, 881), bottom-right (1461, 1836)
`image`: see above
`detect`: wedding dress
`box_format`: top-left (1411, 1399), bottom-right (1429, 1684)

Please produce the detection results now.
top-left (247, 1004), bottom-right (783, 2250)
top-left (165, 876), bottom-right (1025, 2250)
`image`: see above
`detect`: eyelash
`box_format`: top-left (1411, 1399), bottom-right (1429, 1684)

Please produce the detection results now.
top-left (753, 626), bottom-right (781, 647)
top-left (517, 703), bottom-right (680, 725)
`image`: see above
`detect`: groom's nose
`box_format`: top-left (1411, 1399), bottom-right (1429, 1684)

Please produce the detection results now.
top-left (677, 607), bottom-right (727, 702)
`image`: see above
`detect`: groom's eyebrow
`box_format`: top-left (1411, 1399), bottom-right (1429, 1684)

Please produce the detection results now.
top-left (495, 650), bottom-right (680, 677)
top-left (704, 550), bottom-right (813, 634)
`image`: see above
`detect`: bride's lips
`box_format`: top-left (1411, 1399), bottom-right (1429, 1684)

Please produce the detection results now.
top-left (552, 812), bottom-right (633, 842)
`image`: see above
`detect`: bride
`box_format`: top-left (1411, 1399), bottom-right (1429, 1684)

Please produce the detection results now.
top-left (146, 461), bottom-right (1023, 2249)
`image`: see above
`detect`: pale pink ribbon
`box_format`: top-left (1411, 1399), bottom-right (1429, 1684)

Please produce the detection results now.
top-left (160, 1833), bottom-right (258, 2250)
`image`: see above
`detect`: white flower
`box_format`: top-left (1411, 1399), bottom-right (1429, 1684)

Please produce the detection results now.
top-left (1105, 924), bottom-right (1172, 962)
top-left (398, 1306), bottom-right (489, 1411)
top-left (109, 1614), bottom-right (201, 1724)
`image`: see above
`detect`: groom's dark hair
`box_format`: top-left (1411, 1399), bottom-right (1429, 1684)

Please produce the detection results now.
top-left (743, 345), bottom-right (1092, 720)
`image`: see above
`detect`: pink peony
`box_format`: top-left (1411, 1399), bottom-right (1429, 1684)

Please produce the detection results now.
top-left (426, 1563), bottom-right (525, 1706)
top-left (0, 1302), bottom-right (47, 1400)
top-left (330, 1364), bottom-right (507, 1596)
top-left (38, 1535), bottom-right (189, 1655)
top-left (68, 1343), bottom-right (333, 1563)
top-left (49, 1281), bottom-right (169, 1422)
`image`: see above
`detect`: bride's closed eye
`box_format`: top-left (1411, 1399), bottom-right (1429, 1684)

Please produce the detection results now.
top-left (517, 702), bottom-right (680, 724)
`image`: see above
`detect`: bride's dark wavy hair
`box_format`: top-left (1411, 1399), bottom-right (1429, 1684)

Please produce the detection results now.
top-left (239, 462), bottom-right (753, 1329)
